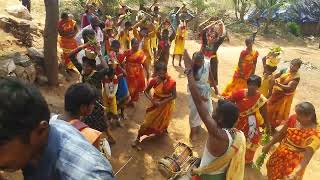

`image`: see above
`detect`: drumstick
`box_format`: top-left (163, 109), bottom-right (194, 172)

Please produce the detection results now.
top-left (115, 156), bottom-right (133, 176)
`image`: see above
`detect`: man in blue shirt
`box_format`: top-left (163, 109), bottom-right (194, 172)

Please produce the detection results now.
top-left (0, 77), bottom-right (114, 180)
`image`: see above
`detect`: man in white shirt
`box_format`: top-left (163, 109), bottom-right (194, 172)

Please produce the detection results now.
top-left (75, 16), bottom-right (104, 47)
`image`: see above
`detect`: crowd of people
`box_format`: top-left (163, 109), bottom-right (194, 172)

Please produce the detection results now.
top-left (0, 1), bottom-right (319, 180)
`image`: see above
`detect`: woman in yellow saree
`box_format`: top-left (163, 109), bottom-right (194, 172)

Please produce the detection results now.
top-left (58, 12), bottom-right (78, 71)
top-left (268, 58), bottom-right (302, 129)
top-left (124, 38), bottom-right (147, 103)
top-left (263, 102), bottom-right (319, 180)
top-left (132, 62), bottom-right (176, 149)
top-left (222, 38), bottom-right (259, 97)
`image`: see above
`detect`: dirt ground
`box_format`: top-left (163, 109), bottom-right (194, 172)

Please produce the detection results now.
top-left (1, 0), bottom-right (320, 180)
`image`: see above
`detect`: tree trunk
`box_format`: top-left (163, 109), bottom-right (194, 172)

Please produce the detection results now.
top-left (43, 0), bottom-right (59, 86)
top-left (264, 8), bottom-right (273, 32)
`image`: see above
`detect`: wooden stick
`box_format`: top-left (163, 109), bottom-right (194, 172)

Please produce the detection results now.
top-left (114, 156), bottom-right (133, 176)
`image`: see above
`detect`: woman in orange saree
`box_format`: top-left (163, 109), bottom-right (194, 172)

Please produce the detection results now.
top-left (124, 38), bottom-right (147, 103)
top-left (222, 38), bottom-right (259, 97)
top-left (263, 102), bottom-right (319, 180)
top-left (268, 59), bottom-right (302, 129)
top-left (58, 12), bottom-right (78, 71)
top-left (228, 75), bottom-right (269, 164)
top-left (132, 62), bottom-right (176, 149)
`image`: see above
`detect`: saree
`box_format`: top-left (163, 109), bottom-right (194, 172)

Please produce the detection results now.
top-left (124, 50), bottom-right (146, 102)
top-left (58, 19), bottom-right (78, 71)
top-left (268, 71), bottom-right (300, 128)
top-left (173, 27), bottom-right (187, 55)
top-left (222, 50), bottom-right (259, 97)
top-left (267, 115), bottom-right (320, 180)
top-left (259, 73), bottom-right (273, 98)
top-left (138, 76), bottom-right (176, 137)
top-left (118, 30), bottom-right (131, 51)
top-left (133, 29), bottom-right (154, 65)
top-left (192, 130), bottom-right (246, 180)
top-left (229, 89), bottom-right (267, 163)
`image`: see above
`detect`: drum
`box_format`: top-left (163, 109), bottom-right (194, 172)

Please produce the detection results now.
top-left (158, 142), bottom-right (199, 179)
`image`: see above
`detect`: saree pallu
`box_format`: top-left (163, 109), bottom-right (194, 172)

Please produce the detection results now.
top-left (268, 72), bottom-right (299, 128)
top-left (58, 20), bottom-right (77, 71)
top-left (173, 28), bottom-right (187, 55)
top-left (267, 118), bottom-right (320, 180)
top-left (116, 75), bottom-right (130, 104)
top-left (232, 90), bottom-right (267, 163)
top-left (138, 77), bottom-right (176, 137)
top-left (259, 74), bottom-right (273, 98)
top-left (125, 50), bottom-right (146, 102)
top-left (222, 50), bottom-right (258, 97)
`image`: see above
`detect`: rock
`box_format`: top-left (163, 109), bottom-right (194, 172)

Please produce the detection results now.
top-left (58, 73), bottom-right (65, 83)
top-left (0, 58), bottom-right (16, 76)
top-left (27, 47), bottom-right (44, 64)
top-left (12, 52), bottom-right (32, 67)
top-left (36, 75), bottom-right (48, 85)
top-left (14, 64), bottom-right (36, 83)
top-left (5, 5), bottom-right (32, 20)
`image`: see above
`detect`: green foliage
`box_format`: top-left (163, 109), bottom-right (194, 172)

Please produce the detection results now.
top-left (60, 0), bottom-right (84, 23)
top-left (287, 22), bottom-right (301, 36)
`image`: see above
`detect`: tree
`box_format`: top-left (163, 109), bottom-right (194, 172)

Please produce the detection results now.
top-left (232, 0), bottom-right (252, 22)
top-left (43, 0), bottom-right (59, 86)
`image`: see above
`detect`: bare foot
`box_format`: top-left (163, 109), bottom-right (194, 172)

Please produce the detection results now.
top-left (131, 140), bottom-right (142, 151)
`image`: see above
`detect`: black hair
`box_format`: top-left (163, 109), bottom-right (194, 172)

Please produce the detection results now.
top-left (265, 65), bottom-right (277, 73)
top-left (0, 77), bottom-right (50, 145)
top-left (291, 58), bottom-right (303, 68)
top-left (124, 21), bottom-right (132, 27)
top-left (245, 37), bottom-right (254, 45)
top-left (83, 56), bottom-right (96, 68)
top-left (111, 40), bottom-right (121, 49)
top-left (131, 38), bottom-right (139, 46)
top-left (82, 29), bottom-right (95, 43)
top-left (64, 83), bottom-right (98, 116)
top-left (216, 100), bottom-right (239, 128)
top-left (162, 29), bottom-right (169, 34)
top-left (247, 74), bottom-right (262, 88)
top-left (106, 68), bottom-right (115, 78)
top-left (192, 51), bottom-right (204, 62)
top-left (154, 61), bottom-right (167, 73)
top-left (154, 6), bottom-right (159, 11)
top-left (295, 102), bottom-right (317, 124)
top-left (61, 12), bottom-right (69, 19)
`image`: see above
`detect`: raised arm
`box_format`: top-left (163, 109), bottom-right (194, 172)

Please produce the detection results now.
top-left (184, 50), bottom-right (223, 137)
top-left (262, 124), bottom-right (288, 153)
top-left (69, 45), bottom-right (88, 73)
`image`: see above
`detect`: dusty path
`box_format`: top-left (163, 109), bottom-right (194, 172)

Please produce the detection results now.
top-left (1, 0), bottom-right (320, 179)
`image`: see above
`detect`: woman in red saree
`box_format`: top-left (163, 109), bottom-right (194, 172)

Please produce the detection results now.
top-left (132, 62), bottom-right (177, 150)
top-left (263, 102), bottom-right (319, 180)
top-left (222, 38), bottom-right (259, 97)
top-left (268, 58), bottom-right (302, 129)
top-left (124, 38), bottom-right (147, 103)
top-left (228, 75), bottom-right (269, 164)
top-left (58, 12), bottom-right (78, 71)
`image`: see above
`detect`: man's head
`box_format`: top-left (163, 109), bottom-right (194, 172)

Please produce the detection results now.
top-left (245, 37), bottom-right (254, 50)
top-left (82, 29), bottom-right (96, 43)
top-left (65, 83), bottom-right (98, 117)
top-left (162, 29), bottom-right (169, 39)
top-left (213, 100), bottom-right (239, 129)
top-left (192, 51), bottom-right (204, 74)
top-left (90, 16), bottom-right (101, 29)
top-left (0, 78), bottom-right (50, 171)
top-left (206, 29), bottom-right (219, 44)
top-left (111, 40), bottom-right (121, 53)
top-left (87, 4), bottom-right (96, 14)
top-left (131, 38), bottom-right (139, 51)
top-left (290, 58), bottom-right (302, 73)
top-left (247, 75), bottom-right (261, 94)
top-left (60, 12), bottom-right (69, 21)
top-left (124, 21), bottom-right (132, 30)
top-left (154, 61), bottom-right (168, 80)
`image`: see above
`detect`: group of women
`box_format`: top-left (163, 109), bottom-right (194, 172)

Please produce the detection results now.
top-left (56, 2), bottom-right (319, 180)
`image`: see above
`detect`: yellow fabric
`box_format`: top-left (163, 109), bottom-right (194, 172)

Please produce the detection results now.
top-left (240, 94), bottom-right (267, 126)
top-left (308, 135), bottom-right (320, 152)
top-left (266, 56), bottom-right (280, 67)
top-left (259, 74), bottom-right (273, 98)
top-left (222, 78), bottom-right (247, 97)
top-left (119, 30), bottom-right (131, 51)
top-left (102, 87), bottom-right (118, 115)
top-left (173, 27), bottom-right (187, 55)
top-left (133, 28), bottom-right (155, 65)
top-left (193, 130), bottom-right (246, 180)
